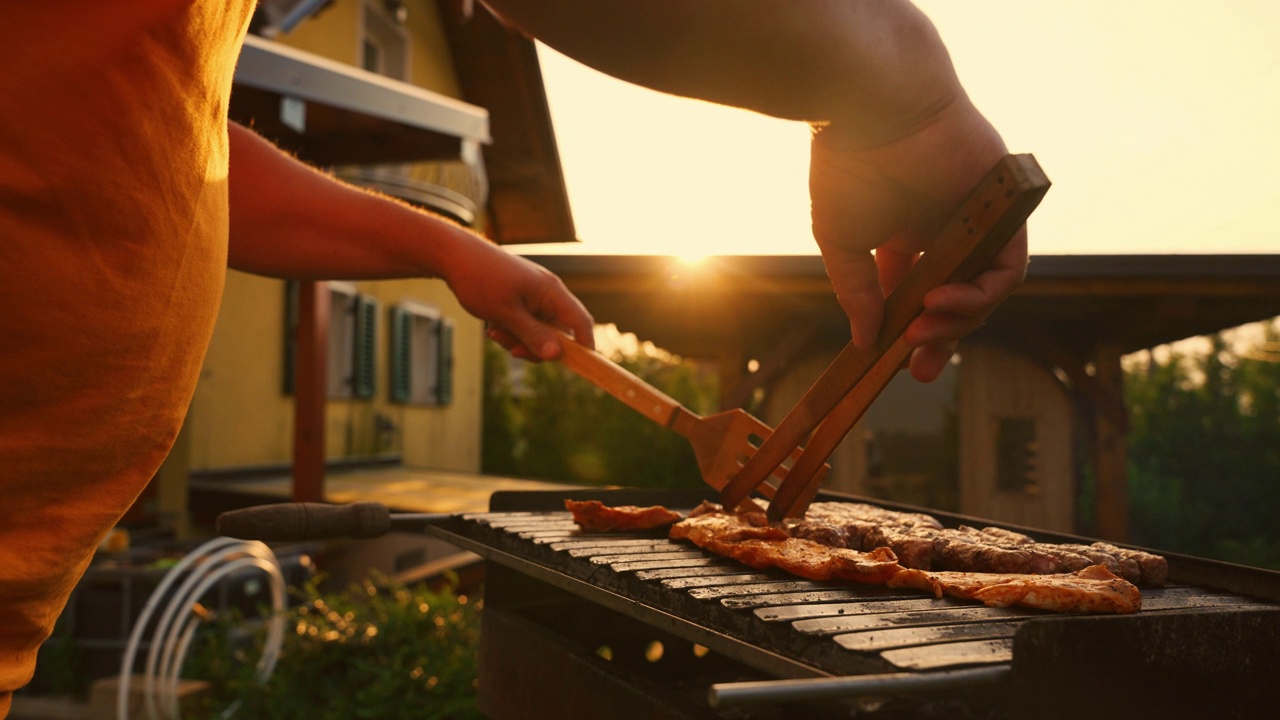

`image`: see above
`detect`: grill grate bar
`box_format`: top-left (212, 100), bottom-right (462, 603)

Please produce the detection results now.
top-left (610, 557), bottom-right (728, 572)
top-left (687, 580), bottom-right (833, 600)
top-left (721, 587), bottom-right (913, 609)
top-left (555, 538), bottom-right (682, 552)
top-left (632, 565), bottom-right (744, 581)
top-left (835, 619), bottom-right (1026, 653)
top-left (590, 550), bottom-right (708, 565)
top-left (1140, 593), bottom-right (1273, 610)
top-left (485, 520), bottom-right (577, 531)
top-left (518, 529), bottom-right (585, 539)
top-left (661, 573), bottom-right (779, 590)
top-left (882, 638), bottom-right (1013, 670)
top-left (757, 596), bottom-right (954, 622)
top-left (793, 606), bottom-right (1033, 636)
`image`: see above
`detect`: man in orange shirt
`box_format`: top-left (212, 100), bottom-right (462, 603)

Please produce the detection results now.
top-left (0, 1), bottom-right (1021, 712)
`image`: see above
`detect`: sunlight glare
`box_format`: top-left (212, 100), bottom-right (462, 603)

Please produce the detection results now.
top-left (673, 254), bottom-right (710, 267)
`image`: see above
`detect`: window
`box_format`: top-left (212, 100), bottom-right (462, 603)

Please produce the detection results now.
top-left (361, 0), bottom-right (407, 81)
top-left (327, 283), bottom-right (378, 400)
top-left (389, 301), bottom-right (454, 405)
top-left (996, 417), bottom-right (1039, 494)
top-left (282, 281), bottom-right (377, 400)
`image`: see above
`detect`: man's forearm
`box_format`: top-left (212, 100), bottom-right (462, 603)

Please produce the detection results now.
top-left (226, 122), bottom-right (469, 281)
top-left (481, 0), bottom-right (960, 140)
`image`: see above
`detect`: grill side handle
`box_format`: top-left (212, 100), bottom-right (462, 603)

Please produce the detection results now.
top-left (707, 666), bottom-right (1011, 710)
top-left (217, 501), bottom-right (449, 541)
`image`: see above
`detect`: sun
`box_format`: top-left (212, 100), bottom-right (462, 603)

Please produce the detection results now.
top-left (673, 253), bottom-right (710, 267)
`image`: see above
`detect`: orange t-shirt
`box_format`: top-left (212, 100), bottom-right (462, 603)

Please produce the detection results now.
top-left (0, 1), bottom-right (255, 711)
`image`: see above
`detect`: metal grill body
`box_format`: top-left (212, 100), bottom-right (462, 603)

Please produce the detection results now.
top-left (426, 489), bottom-right (1280, 719)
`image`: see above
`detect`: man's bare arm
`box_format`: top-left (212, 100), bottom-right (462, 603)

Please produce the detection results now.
top-left (481, 1), bottom-right (958, 138)
top-left (482, 0), bottom-right (1025, 381)
top-left (226, 122), bottom-right (594, 358)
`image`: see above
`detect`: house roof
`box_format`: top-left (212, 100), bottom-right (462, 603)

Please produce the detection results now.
top-left (435, 1), bottom-right (577, 246)
top-left (230, 10), bottom-right (576, 246)
top-left (527, 254), bottom-right (1280, 362)
top-left (232, 34), bottom-right (489, 166)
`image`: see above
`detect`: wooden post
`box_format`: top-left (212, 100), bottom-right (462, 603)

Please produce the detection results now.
top-left (294, 280), bottom-right (328, 503)
top-left (1093, 342), bottom-right (1129, 541)
top-left (723, 323), bottom-right (820, 411)
top-left (717, 331), bottom-right (746, 412)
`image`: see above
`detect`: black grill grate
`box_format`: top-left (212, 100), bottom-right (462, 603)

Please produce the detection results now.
top-left (427, 492), bottom-right (1280, 685)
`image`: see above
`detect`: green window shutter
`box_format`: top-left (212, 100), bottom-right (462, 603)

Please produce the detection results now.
top-left (352, 295), bottom-right (378, 399)
top-left (389, 305), bottom-right (412, 402)
top-left (436, 318), bottom-right (454, 405)
top-left (282, 280), bottom-right (298, 395)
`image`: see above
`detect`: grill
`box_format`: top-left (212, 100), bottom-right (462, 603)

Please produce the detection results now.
top-left (426, 489), bottom-right (1280, 719)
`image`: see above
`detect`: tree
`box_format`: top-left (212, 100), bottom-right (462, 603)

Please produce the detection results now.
top-left (482, 330), bottom-right (716, 490)
top-left (1125, 320), bottom-right (1280, 569)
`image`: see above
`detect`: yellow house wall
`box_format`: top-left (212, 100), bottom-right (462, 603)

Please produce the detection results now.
top-left (186, 2), bottom-right (484, 474)
top-left (274, 0), bottom-right (461, 97)
top-left (191, 272), bottom-right (483, 473)
top-left (189, 271), bottom-right (295, 469)
top-left (271, 1), bottom-right (360, 65)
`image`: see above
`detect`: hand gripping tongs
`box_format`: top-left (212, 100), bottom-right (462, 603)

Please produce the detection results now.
top-left (721, 153), bottom-right (1051, 522)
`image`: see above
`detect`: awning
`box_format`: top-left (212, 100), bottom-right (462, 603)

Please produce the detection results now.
top-left (231, 34), bottom-right (490, 168)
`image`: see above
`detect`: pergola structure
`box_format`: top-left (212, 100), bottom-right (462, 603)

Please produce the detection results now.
top-left (530, 253), bottom-right (1280, 541)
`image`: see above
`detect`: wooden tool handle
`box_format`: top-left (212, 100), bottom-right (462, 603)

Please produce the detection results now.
top-left (217, 501), bottom-right (392, 541)
top-left (554, 330), bottom-right (685, 427)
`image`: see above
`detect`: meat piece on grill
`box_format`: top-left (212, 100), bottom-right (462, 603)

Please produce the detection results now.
top-left (669, 503), bottom-right (1147, 613)
top-left (1090, 542), bottom-right (1169, 587)
top-left (800, 504), bottom-right (1166, 587)
top-left (887, 564), bottom-right (1142, 614)
top-left (977, 526), bottom-right (1037, 545)
top-left (806, 501), bottom-right (942, 531)
top-left (931, 529), bottom-right (1066, 575)
top-left (781, 518), bottom-right (850, 548)
top-left (670, 506), bottom-right (900, 583)
top-left (861, 525), bottom-right (939, 570)
top-left (565, 499), bottom-right (682, 532)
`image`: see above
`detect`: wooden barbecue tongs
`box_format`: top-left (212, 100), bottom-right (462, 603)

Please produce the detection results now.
top-left (721, 153), bottom-right (1051, 522)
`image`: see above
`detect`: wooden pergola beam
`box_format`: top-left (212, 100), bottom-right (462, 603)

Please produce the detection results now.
top-left (293, 280), bottom-right (328, 502)
top-left (1019, 320), bottom-right (1129, 432)
top-left (724, 322), bottom-right (822, 411)
top-left (1093, 342), bottom-right (1129, 541)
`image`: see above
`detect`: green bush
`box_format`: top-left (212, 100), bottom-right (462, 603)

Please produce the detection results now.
top-left (1125, 321), bottom-right (1280, 569)
top-left (187, 575), bottom-right (481, 720)
top-left (482, 331), bottom-right (716, 490)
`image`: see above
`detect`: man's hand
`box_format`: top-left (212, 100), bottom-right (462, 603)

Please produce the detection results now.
top-left (476, 0), bottom-right (1027, 382)
top-left (225, 123), bottom-right (593, 362)
top-left (810, 96), bottom-right (1028, 382)
top-left (439, 240), bottom-right (595, 361)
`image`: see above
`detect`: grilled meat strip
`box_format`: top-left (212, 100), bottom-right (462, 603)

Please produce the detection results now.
top-left (887, 564), bottom-right (1142, 614)
top-left (565, 499), bottom-right (682, 532)
top-left (669, 502), bottom-right (1144, 613)
top-left (783, 502), bottom-right (1166, 587)
top-left (669, 502), bottom-right (901, 584)
top-left (569, 498), bottom-right (1166, 593)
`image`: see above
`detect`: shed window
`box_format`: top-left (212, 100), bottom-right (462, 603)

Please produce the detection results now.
top-left (996, 417), bottom-right (1039, 494)
top-left (390, 302), bottom-right (453, 406)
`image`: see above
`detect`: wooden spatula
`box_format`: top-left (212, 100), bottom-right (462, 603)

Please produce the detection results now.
top-left (554, 331), bottom-right (827, 498)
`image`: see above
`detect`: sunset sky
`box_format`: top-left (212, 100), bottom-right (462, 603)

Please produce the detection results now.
top-left (515, 1), bottom-right (1280, 259)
